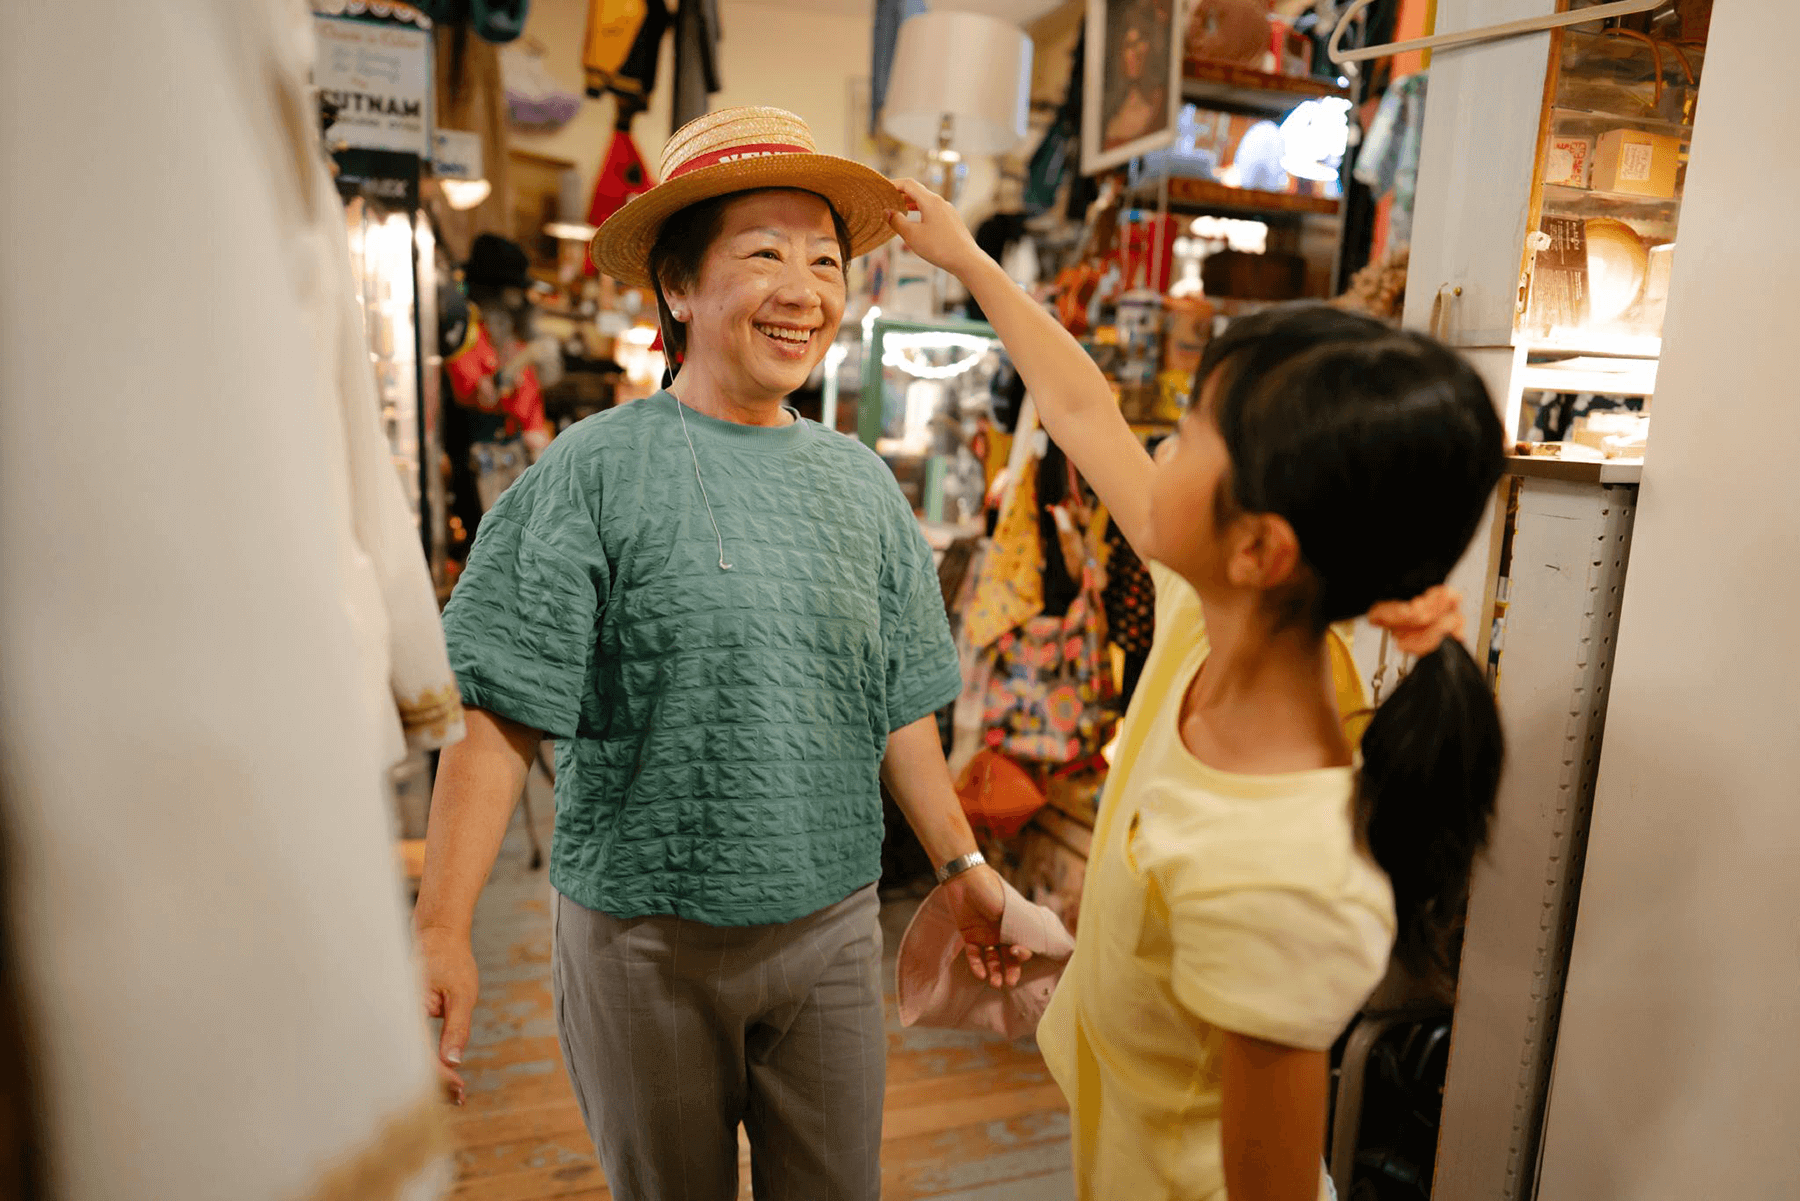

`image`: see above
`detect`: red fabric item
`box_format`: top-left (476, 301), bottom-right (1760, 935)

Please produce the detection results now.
top-left (501, 363), bottom-right (548, 438)
top-left (586, 129), bottom-right (656, 236)
top-left (446, 321), bottom-right (500, 403)
top-left (955, 750), bottom-right (1047, 840)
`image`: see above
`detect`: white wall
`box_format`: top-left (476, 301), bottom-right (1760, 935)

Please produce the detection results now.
top-left (1534, 3), bottom-right (1800, 1197)
top-left (708, 0), bottom-right (874, 161)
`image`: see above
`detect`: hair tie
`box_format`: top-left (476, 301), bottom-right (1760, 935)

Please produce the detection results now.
top-left (1368, 585), bottom-right (1464, 657)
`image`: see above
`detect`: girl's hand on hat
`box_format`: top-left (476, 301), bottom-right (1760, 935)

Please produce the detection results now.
top-left (944, 862), bottom-right (1032, 988)
top-left (887, 178), bottom-right (984, 279)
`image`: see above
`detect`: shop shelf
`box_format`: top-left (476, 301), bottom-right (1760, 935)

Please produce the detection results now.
top-left (1503, 453), bottom-right (1642, 485)
top-left (1131, 176), bottom-right (1341, 221)
top-left (1181, 60), bottom-right (1347, 117)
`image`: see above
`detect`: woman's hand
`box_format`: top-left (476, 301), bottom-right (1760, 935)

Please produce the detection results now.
top-left (886, 179), bottom-right (986, 279)
top-left (418, 924), bottom-right (479, 1105)
top-left (878, 716), bottom-right (1031, 989)
top-left (941, 864), bottom-right (1032, 988)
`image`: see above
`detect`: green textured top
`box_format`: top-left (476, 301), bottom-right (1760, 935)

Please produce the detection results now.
top-left (441, 393), bottom-right (963, 926)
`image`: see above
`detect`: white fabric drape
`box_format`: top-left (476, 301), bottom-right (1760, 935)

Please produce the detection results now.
top-left (0, 2), bottom-right (459, 1197)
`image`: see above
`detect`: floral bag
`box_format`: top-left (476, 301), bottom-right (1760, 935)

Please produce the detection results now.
top-left (981, 476), bottom-right (1119, 766)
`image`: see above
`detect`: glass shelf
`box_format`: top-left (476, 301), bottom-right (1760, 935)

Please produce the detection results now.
top-left (1550, 107), bottom-right (1691, 141)
top-left (1180, 59), bottom-right (1348, 118)
top-left (1522, 332), bottom-right (1663, 360)
top-left (1541, 184), bottom-right (1681, 215)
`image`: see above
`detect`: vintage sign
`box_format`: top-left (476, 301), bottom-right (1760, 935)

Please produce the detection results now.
top-left (431, 129), bottom-right (484, 181)
top-left (314, 15), bottom-right (432, 157)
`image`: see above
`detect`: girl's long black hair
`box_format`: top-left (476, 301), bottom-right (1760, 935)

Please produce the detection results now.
top-left (1196, 303), bottom-right (1507, 979)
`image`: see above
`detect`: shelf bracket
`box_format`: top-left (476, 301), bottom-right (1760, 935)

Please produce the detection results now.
top-left (1328, 0), bottom-right (1665, 66)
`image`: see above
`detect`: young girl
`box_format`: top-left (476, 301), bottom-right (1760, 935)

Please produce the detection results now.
top-left (889, 183), bottom-right (1504, 1201)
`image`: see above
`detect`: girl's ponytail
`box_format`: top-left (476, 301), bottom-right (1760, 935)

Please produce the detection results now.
top-left (1357, 638), bottom-right (1504, 980)
top-left (1197, 306), bottom-right (1509, 979)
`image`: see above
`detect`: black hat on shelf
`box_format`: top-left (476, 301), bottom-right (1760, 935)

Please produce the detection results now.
top-left (463, 233), bottom-right (533, 291)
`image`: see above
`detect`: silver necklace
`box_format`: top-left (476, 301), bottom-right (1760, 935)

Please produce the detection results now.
top-left (673, 395), bottom-right (734, 572)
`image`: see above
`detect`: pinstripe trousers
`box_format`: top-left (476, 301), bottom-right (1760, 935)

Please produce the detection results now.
top-left (552, 885), bottom-right (886, 1201)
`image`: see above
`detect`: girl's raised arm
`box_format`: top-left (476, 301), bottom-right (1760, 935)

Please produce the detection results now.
top-left (888, 180), bottom-right (1157, 556)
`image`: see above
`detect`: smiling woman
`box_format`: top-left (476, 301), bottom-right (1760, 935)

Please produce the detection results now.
top-left (647, 189), bottom-right (852, 381)
top-left (652, 189), bottom-right (852, 417)
top-left (416, 106), bottom-right (1030, 1201)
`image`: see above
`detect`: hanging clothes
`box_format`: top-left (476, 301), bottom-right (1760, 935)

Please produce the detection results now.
top-left (430, 22), bottom-right (514, 263)
top-left (1354, 72), bottom-right (1429, 247)
top-left (1023, 28), bottom-right (1096, 223)
top-left (671, 0), bottom-right (722, 131)
top-left (583, 0), bottom-right (670, 117)
top-left (871, 0), bottom-right (929, 134)
top-left (980, 522), bottom-right (1118, 767)
top-left (1100, 520), bottom-right (1155, 704)
top-left (1035, 443), bottom-right (1082, 619)
top-left (963, 456), bottom-right (1045, 650)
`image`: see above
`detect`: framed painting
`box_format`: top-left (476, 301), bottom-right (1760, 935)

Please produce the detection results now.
top-left (1082, 0), bottom-right (1183, 175)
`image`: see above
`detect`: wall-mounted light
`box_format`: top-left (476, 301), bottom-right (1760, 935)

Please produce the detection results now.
top-left (439, 178), bottom-right (493, 210)
top-left (543, 221), bottom-right (599, 242)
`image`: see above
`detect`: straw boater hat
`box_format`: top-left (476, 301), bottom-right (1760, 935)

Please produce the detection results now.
top-left (589, 106), bottom-right (903, 290)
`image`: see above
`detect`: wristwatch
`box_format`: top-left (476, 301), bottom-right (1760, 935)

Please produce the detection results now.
top-left (935, 850), bottom-right (987, 885)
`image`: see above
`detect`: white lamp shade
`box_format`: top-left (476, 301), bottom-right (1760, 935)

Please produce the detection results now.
top-left (882, 11), bottom-right (1034, 157)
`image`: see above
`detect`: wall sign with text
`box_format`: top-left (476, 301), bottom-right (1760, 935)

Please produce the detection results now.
top-left (314, 14), bottom-right (432, 158)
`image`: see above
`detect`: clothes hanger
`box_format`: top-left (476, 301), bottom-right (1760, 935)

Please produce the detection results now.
top-left (1328, 0), bottom-right (1665, 66)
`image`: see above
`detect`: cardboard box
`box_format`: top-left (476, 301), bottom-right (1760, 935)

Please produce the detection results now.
top-left (1545, 136), bottom-right (1593, 188)
top-left (1592, 128), bottom-right (1680, 198)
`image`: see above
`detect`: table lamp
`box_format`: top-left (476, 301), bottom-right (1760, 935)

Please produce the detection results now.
top-left (882, 10), bottom-right (1034, 199)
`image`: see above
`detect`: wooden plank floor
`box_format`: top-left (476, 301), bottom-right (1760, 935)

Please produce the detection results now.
top-left (445, 772), bottom-right (1074, 1200)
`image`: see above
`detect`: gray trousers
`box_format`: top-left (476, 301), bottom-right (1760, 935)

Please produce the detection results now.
top-left (551, 885), bottom-right (886, 1201)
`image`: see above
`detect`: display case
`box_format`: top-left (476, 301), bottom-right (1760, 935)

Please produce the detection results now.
top-left (342, 191), bottom-right (446, 589)
top-left (1512, 9), bottom-right (1711, 463)
top-left (1516, 25), bottom-right (1705, 422)
top-left (315, 1), bottom-right (446, 591)
top-left (858, 315), bottom-right (1002, 530)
